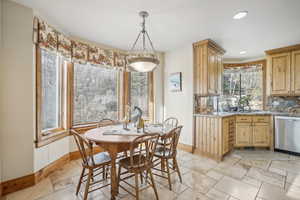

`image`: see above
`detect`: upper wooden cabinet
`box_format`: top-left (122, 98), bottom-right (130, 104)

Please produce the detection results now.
top-left (193, 39), bottom-right (225, 96)
top-left (291, 50), bottom-right (300, 95)
top-left (266, 44), bottom-right (300, 96)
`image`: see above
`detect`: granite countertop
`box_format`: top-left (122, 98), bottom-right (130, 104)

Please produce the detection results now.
top-left (194, 111), bottom-right (300, 118)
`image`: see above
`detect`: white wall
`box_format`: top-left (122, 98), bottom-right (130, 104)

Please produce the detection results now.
top-left (154, 53), bottom-right (165, 123)
top-left (0, 0), bottom-right (34, 181)
top-left (164, 45), bottom-right (194, 145)
top-left (34, 137), bottom-right (70, 172)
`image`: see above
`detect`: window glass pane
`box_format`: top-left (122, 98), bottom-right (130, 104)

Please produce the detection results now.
top-left (130, 72), bottom-right (149, 118)
top-left (241, 66), bottom-right (263, 110)
top-left (41, 49), bottom-right (60, 130)
top-left (220, 65), bottom-right (263, 111)
top-left (73, 63), bottom-right (118, 124)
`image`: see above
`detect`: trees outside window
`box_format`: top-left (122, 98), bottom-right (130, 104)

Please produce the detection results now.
top-left (130, 72), bottom-right (149, 118)
top-left (73, 63), bottom-right (118, 125)
top-left (40, 49), bottom-right (61, 130)
top-left (221, 65), bottom-right (263, 111)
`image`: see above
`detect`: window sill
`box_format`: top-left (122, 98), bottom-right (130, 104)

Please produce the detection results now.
top-left (35, 129), bottom-right (68, 148)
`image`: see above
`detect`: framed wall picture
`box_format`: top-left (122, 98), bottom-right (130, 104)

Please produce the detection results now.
top-left (169, 72), bottom-right (182, 92)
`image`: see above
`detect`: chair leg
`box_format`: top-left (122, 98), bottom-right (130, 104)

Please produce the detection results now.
top-left (135, 173), bottom-right (139, 200)
top-left (117, 166), bottom-right (122, 194)
top-left (83, 169), bottom-right (92, 200)
top-left (102, 166), bottom-right (105, 180)
top-left (173, 158), bottom-right (182, 183)
top-left (148, 169), bottom-right (159, 200)
top-left (140, 172), bottom-right (144, 184)
top-left (76, 168), bottom-right (85, 195)
top-left (165, 159), bottom-right (172, 190)
top-left (161, 158), bottom-right (165, 174)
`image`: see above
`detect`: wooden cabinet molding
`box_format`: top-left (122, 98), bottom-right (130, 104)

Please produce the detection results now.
top-left (193, 39), bottom-right (225, 96)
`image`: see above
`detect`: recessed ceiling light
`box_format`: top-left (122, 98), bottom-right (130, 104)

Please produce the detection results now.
top-left (233, 11), bottom-right (248, 19)
top-left (240, 51), bottom-right (247, 55)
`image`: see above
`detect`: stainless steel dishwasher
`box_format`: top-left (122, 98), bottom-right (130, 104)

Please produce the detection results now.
top-left (275, 116), bottom-right (300, 154)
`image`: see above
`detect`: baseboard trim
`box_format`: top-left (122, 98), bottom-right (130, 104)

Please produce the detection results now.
top-left (1, 147), bottom-right (104, 196)
top-left (0, 181), bottom-right (2, 197)
top-left (2, 174), bottom-right (35, 196)
top-left (177, 143), bottom-right (193, 153)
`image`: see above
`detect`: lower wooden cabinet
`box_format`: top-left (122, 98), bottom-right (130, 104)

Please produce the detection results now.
top-left (194, 116), bottom-right (235, 161)
top-left (194, 114), bottom-right (272, 161)
top-left (222, 117), bottom-right (235, 154)
top-left (235, 115), bottom-right (271, 148)
top-left (253, 123), bottom-right (270, 146)
top-left (235, 123), bottom-right (252, 147)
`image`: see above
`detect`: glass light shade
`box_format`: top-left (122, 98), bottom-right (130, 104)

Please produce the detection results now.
top-left (128, 57), bottom-right (159, 72)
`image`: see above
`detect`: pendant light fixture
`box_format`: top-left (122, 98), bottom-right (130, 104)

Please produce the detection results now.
top-left (127, 11), bottom-right (159, 72)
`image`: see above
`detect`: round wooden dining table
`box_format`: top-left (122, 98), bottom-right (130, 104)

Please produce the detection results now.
top-left (84, 124), bottom-right (169, 200)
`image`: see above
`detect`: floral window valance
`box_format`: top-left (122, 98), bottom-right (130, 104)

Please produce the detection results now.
top-left (72, 41), bottom-right (89, 64)
top-left (88, 46), bottom-right (114, 66)
top-left (33, 17), bottom-right (127, 69)
top-left (58, 33), bottom-right (72, 58)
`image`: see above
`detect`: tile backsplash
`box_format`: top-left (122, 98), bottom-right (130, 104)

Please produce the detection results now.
top-left (266, 96), bottom-right (300, 113)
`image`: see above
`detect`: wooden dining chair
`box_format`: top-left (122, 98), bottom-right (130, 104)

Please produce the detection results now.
top-left (163, 117), bottom-right (179, 128)
top-left (152, 126), bottom-right (183, 190)
top-left (97, 118), bottom-right (115, 128)
top-left (117, 133), bottom-right (160, 200)
top-left (71, 130), bottom-right (111, 200)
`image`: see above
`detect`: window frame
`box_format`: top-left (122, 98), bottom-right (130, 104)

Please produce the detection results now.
top-left (124, 71), bottom-right (154, 122)
top-left (36, 46), bottom-right (155, 147)
top-left (223, 60), bottom-right (266, 110)
top-left (69, 63), bottom-right (122, 129)
top-left (35, 47), bottom-right (68, 147)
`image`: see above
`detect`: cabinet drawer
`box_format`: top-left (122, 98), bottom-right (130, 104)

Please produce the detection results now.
top-left (236, 116), bottom-right (252, 123)
top-left (253, 116), bottom-right (269, 123)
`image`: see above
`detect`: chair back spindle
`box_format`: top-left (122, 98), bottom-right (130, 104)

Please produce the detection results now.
top-left (128, 133), bottom-right (160, 169)
top-left (71, 129), bottom-right (95, 166)
top-left (163, 117), bottom-right (179, 128)
top-left (161, 126), bottom-right (183, 157)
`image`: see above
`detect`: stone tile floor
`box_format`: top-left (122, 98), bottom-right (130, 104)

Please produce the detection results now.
top-left (2, 149), bottom-right (300, 200)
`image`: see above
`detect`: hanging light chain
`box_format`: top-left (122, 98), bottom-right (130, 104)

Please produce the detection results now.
top-left (130, 11), bottom-right (156, 53)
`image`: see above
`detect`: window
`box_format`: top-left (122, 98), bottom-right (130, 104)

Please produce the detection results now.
top-left (40, 49), bottom-right (61, 130)
top-left (73, 63), bottom-right (119, 125)
top-left (130, 72), bottom-right (149, 118)
top-left (221, 64), bottom-right (263, 111)
top-left (36, 48), bottom-right (154, 147)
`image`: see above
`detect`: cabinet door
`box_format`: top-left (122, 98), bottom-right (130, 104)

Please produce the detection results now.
top-left (291, 50), bottom-right (300, 95)
top-left (222, 118), bottom-right (229, 154)
top-left (253, 123), bottom-right (270, 147)
top-left (235, 123), bottom-right (252, 147)
top-left (207, 48), bottom-right (217, 95)
top-left (270, 53), bottom-right (291, 95)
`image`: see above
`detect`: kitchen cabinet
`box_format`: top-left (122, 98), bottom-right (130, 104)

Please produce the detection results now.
top-left (235, 123), bottom-right (252, 147)
top-left (194, 115), bottom-right (234, 161)
top-left (235, 115), bottom-right (271, 147)
top-left (291, 50), bottom-right (300, 95)
top-left (253, 123), bottom-right (270, 146)
top-left (222, 116), bottom-right (235, 154)
top-left (266, 44), bottom-right (300, 96)
top-left (193, 39), bottom-right (225, 96)
top-left (269, 53), bottom-right (291, 95)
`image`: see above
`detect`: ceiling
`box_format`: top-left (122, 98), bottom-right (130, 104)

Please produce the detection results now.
top-left (13, 0), bottom-right (300, 60)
